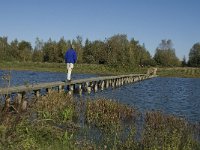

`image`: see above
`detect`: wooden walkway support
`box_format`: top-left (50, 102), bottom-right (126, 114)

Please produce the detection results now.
top-left (0, 74), bottom-right (157, 110)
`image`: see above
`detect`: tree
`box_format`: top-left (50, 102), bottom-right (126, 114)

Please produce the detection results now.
top-left (10, 39), bottom-right (19, 60)
top-left (188, 42), bottom-right (200, 67)
top-left (181, 55), bottom-right (187, 67)
top-left (0, 36), bottom-right (12, 61)
top-left (154, 39), bottom-right (180, 66)
top-left (57, 37), bottom-right (68, 63)
top-left (32, 37), bottom-right (44, 62)
top-left (18, 41), bottom-right (32, 62)
top-left (43, 39), bottom-right (58, 62)
top-left (106, 34), bottom-right (129, 66)
top-left (83, 39), bottom-right (95, 63)
top-left (72, 36), bottom-right (83, 63)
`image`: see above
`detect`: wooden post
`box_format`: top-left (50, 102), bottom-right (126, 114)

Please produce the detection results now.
top-left (94, 83), bottom-right (98, 92)
top-left (87, 86), bottom-right (92, 94)
top-left (112, 79), bottom-right (116, 88)
top-left (115, 79), bottom-right (118, 87)
top-left (102, 81), bottom-right (105, 90)
top-left (68, 84), bottom-right (74, 95)
top-left (77, 84), bottom-right (82, 95)
top-left (34, 90), bottom-right (40, 98)
top-left (105, 80), bottom-right (109, 89)
top-left (46, 88), bottom-right (52, 94)
top-left (58, 85), bottom-right (64, 93)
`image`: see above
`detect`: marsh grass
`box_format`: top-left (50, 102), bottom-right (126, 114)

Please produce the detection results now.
top-left (158, 67), bottom-right (200, 78)
top-left (141, 111), bottom-right (200, 150)
top-left (0, 91), bottom-right (200, 149)
top-left (85, 98), bottom-right (139, 130)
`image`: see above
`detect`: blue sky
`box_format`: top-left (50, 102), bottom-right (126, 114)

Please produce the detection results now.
top-left (1, 0), bottom-right (200, 60)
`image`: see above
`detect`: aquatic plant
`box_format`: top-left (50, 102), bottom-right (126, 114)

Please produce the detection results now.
top-left (141, 111), bottom-right (200, 150)
top-left (0, 91), bottom-right (200, 149)
top-left (85, 98), bottom-right (139, 131)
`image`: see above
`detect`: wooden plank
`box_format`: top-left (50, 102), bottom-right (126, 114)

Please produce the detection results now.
top-left (0, 74), bottom-right (151, 95)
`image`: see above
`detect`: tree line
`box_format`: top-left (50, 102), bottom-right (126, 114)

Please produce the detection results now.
top-left (0, 34), bottom-right (200, 67)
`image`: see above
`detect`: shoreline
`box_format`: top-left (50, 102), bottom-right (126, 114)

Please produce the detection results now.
top-left (1, 61), bottom-right (200, 78)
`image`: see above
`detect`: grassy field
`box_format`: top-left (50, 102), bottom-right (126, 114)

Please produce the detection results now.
top-left (0, 61), bottom-right (147, 75)
top-left (157, 67), bottom-right (200, 78)
top-left (1, 61), bottom-right (200, 78)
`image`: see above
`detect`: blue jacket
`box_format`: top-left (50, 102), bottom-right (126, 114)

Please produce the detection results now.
top-left (64, 48), bottom-right (77, 64)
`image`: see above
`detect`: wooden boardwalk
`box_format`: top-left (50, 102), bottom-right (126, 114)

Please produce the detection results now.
top-left (0, 73), bottom-right (157, 111)
top-left (0, 74), bottom-right (157, 96)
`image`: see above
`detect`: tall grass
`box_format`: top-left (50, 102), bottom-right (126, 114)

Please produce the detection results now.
top-left (0, 91), bottom-right (199, 149)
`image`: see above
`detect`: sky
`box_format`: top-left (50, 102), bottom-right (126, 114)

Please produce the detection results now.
top-left (1, 0), bottom-right (200, 60)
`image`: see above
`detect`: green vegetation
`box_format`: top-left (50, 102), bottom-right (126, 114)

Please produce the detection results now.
top-left (0, 92), bottom-right (199, 149)
top-left (157, 67), bottom-right (200, 78)
top-left (154, 40), bottom-right (180, 67)
top-left (0, 35), bottom-right (187, 68)
top-left (1, 34), bottom-right (200, 149)
top-left (1, 35), bottom-right (200, 67)
top-left (0, 61), bottom-right (148, 75)
top-left (1, 61), bottom-right (200, 78)
top-left (188, 43), bottom-right (200, 67)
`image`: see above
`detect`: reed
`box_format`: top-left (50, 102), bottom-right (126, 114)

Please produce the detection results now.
top-left (0, 91), bottom-right (199, 149)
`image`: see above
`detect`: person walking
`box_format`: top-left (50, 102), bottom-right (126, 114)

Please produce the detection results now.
top-left (64, 44), bottom-right (77, 82)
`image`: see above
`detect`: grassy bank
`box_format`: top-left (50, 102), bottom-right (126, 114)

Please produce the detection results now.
top-left (157, 67), bottom-right (200, 78)
top-left (0, 92), bottom-right (199, 149)
top-left (0, 61), bottom-right (147, 75)
top-left (1, 61), bottom-right (200, 78)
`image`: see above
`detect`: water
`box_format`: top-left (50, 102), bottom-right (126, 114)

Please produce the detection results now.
top-left (1, 70), bottom-right (200, 123)
top-left (92, 77), bottom-right (200, 123)
top-left (0, 70), bottom-right (98, 87)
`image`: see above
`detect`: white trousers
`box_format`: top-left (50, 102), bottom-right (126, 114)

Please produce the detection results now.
top-left (67, 63), bottom-right (74, 80)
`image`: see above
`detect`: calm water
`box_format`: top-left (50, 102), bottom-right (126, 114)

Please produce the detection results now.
top-left (0, 70), bottom-right (200, 123)
top-left (0, 70), bottom-right (98, 87)
top-left (92, 77), bottom-right (200, 123)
